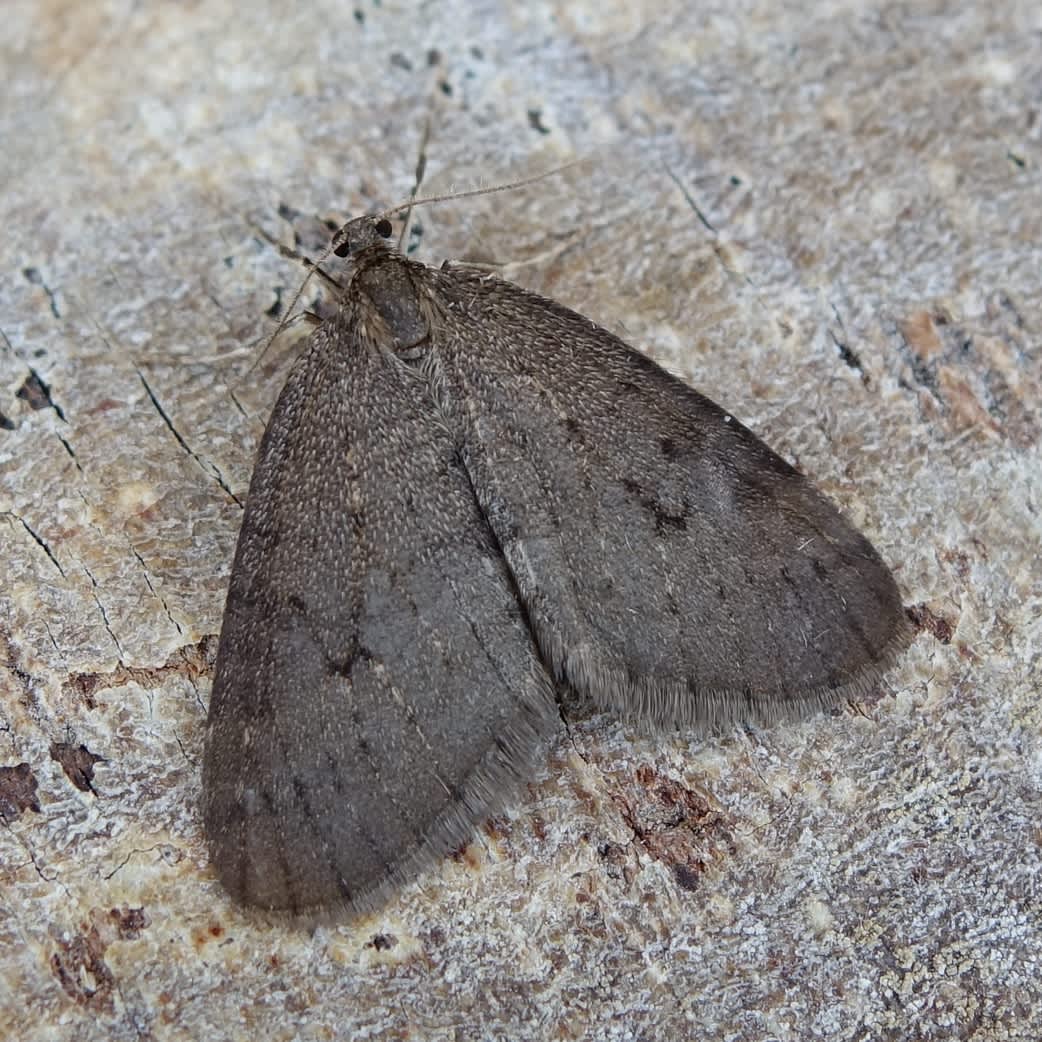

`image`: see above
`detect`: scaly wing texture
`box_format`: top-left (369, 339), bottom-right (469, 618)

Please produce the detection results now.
top-left (202, 313), bottom-right (557, 914)
top-left (430, 267), bottom-right (912, 727)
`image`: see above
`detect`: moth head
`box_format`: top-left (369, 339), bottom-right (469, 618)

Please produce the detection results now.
top-left (330, 215), bottom-right (394, 259)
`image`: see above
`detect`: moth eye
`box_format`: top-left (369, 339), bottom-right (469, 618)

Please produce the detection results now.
top-left (375, 218), bottom-right (393, 238)
top-left (333, 238), bottom-right (351, 258)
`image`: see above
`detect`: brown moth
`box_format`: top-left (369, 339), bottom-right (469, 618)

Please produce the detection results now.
top-left (202, 203), bottom-right (911, 915)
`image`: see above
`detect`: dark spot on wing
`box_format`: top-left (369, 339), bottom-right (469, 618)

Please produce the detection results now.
top-left (653, 505), bottom-right (688, 534)
top-left (328, 637), bottom-right (373, 678)
top-left (621, 477), bottom-right (690, 535)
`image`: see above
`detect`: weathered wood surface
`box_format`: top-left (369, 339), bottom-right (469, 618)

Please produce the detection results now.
top-left (1, 3), bottom-right (1038, 1039)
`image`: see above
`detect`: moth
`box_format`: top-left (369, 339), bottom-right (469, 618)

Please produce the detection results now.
top-left (202, 191), bottom-right (911, 915)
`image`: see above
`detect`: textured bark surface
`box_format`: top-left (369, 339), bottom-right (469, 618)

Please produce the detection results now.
top-left (1, 2), bottom-right (1038, 1039)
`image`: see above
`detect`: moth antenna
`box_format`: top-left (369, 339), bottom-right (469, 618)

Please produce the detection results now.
top-left (249, 239), bottom-right (339, 376)
top-left (380, 158), bottom-right (585, 221)
top-left (398, 117), bottom-right (433, 252)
